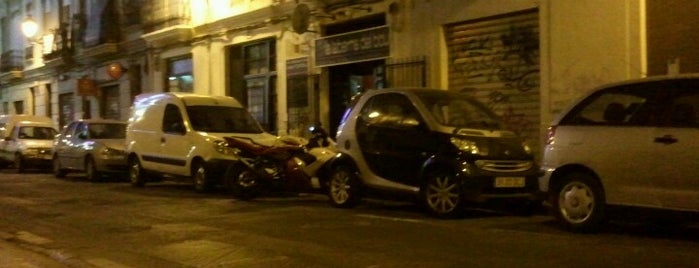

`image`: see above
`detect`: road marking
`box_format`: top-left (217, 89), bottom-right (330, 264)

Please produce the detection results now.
top-left (15, 231), bottom-right (52, 245)
top-left (86, 258), bottom-right (135, 268)
top-left (0, 197), bottom-right (37, 205)
top-left (356, 214), bottom-right (424, 223)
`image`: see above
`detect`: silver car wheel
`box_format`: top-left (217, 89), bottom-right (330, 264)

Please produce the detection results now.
top-left (330, 172), bottom-right (350, 203)
top-left (424, 174), bottom-right (461, 216)
top-left (558, 181), bottom-right (595, 224)
top-left (328, 166), bottom-right (361, 208)
top-left (53, 155), bottom-right (67, 178)
top-left (85, 157), bottom-right (100, 182)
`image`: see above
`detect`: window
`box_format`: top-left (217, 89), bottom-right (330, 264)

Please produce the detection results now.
top-left (101, 85), bottom-right (120, 120)
top-left (162, 104), bottom-right (185, 134)
top-left (58, 93), bottom-right (74, 128)
top-left (166, 56), bottom-right (193, 92)
top-left (561, 85), bottom-right (660, 127)
top-left (664, 85), bottom-right (699, 128)
top-left (186, 106), bottom-right (263, 134)
top-left (244, 42), bottom-right (275, 75)
top-left (88, 123), bottom-right (126, 139)
top-left (359, 93), bottom-right (420, 128)
top-left (242, 39), bottom-right (276, 132)
top-left (14, 101), bottom-right (24, 114)
top-left (17, 126), bottom-right (57, 140)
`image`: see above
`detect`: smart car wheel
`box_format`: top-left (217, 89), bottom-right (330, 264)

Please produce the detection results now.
top-left (225, 164), bottom-right (261, 200)
top-left (422, 169), bottom-right (464, 218)
top-left (128, 157), bottom-right (146, 187)
top-left (327, 166), bottom-right (362, 208)
top-left (52, 155), bottom-right (67, 178)
top-left (192, 161), bottom-right (212, 192)
top-left (85, 156), bottom-right (101, 182)
top-left (553, 172), bottom-right (606, 232)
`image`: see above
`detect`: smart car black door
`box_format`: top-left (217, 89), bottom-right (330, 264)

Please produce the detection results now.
top-left (355, 93), bottom-right (435, 186)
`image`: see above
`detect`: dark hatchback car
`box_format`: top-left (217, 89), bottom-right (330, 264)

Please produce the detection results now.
top-left (326, 88), bottom-right (543, 218)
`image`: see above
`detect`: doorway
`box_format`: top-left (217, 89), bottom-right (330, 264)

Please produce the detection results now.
top-left (327, 59), bottom-right (384, 136)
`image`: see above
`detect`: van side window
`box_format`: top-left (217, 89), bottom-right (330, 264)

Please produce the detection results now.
top-left (163, 104), bottom-right (186, 134)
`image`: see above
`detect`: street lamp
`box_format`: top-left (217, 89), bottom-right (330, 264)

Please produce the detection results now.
top-left (21, 16), bottom-right (38, 39)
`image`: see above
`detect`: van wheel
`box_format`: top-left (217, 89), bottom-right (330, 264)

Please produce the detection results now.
top-left (129, 157), bottom-right (146, 187)
top-left (14, 153), bottom-right (25, 173)
top-left (552, 172), bottom-right (606, 233)
top-left (85, 156), bottom-right (101, 182)
top-left (52, 155), bottom-right (67, 178)
top-left (422, 168), bottom-right (464, 218)
top-left (192, 161), bottom-right (212, 192)
top-left (225, 164), bottom-right (261, 200)
top-left (327, 166), bottom-right (362, 208)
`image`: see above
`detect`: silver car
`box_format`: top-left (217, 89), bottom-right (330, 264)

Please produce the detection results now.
top-left (52, 119), bottom-right (127, 181)
top-left (540, 75), bottom-right (699, 232)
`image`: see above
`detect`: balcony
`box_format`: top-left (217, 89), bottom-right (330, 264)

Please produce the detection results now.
top-left (79, 43), bottom-right (118, 60)
top-left (42, 27), bottom-right (75, 68)
top-left (141, 0), bottom-right (192, 48)
top-left (43, 48), bottom-right (74, 68)
top-left (0, 50), bottom-right (24, 73)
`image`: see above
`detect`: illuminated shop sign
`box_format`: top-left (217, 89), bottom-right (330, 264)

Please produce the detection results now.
top-left (315, 26), bottom-right (389, 67)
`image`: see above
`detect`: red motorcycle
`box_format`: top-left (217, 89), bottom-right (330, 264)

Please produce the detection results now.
top-left (223, 125), bottom-right (336, 200)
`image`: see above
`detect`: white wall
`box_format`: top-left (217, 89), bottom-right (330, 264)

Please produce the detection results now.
top-left (546, 0), bottom-right (645, 116)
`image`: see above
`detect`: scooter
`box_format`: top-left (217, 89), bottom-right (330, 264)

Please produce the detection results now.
top-left (223, 125), bottom-right (336, 200)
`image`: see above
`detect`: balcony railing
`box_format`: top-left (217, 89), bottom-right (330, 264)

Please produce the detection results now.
top-left (0, 50), bottom-right (24, 72)
top-left (141, 0), bottom-right (191, 34)
top-left (142, 16), bottom-right (191, 33)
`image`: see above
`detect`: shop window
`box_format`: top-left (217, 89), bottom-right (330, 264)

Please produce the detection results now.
top-left (166, 56), bottom-right (193, 92)
top-left (101, 85), bottom-right (120, 120)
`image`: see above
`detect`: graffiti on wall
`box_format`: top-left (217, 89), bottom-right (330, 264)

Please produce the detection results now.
top-left (449, 20), bottom-right (540, 143)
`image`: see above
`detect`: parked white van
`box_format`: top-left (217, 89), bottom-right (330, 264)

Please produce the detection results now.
top-left (0, 114), bottom-right (58, 172)
top-left (125, 92), bottom-right (277, 191)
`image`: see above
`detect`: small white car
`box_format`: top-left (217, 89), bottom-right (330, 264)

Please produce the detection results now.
top-left (125, 93), bottom-right (277, 192)
top-left (540, 75), bottom-right (699, 232)
top-left (0, 115), bottom-right (57, 172)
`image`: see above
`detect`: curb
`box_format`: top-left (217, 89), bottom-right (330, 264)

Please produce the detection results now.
top-left (0, 231), bottom-right (96, 268)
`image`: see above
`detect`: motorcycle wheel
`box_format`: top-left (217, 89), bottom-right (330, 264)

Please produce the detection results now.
top-left (225, 164), bottom-right (262, 201)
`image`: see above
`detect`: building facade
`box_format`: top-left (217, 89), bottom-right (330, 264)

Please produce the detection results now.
top-left (0, 0), bottom-right (697, 156)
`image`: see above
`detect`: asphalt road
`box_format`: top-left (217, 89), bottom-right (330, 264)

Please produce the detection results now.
top-left (1, 169), bottom-right (698, 267)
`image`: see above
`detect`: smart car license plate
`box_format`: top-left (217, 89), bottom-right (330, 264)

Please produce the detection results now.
top-left (494, 177), bottom-right (525, 188)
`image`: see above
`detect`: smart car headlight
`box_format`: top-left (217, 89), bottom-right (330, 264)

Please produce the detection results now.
top-left (522, 141), bottom-right (533, 155)
top-left (450, 137), bottom-right (488, 155)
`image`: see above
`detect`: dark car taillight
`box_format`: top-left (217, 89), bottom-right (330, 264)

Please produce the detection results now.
top-left (545, 125), bottom-right (557, 145)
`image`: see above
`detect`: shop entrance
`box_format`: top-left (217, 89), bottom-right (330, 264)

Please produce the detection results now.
top-left (327, 59), bottom-right (384, 137)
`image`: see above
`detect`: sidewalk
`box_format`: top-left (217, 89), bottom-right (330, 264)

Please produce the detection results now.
top-left (0, 238), bottom-right (69, 268)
